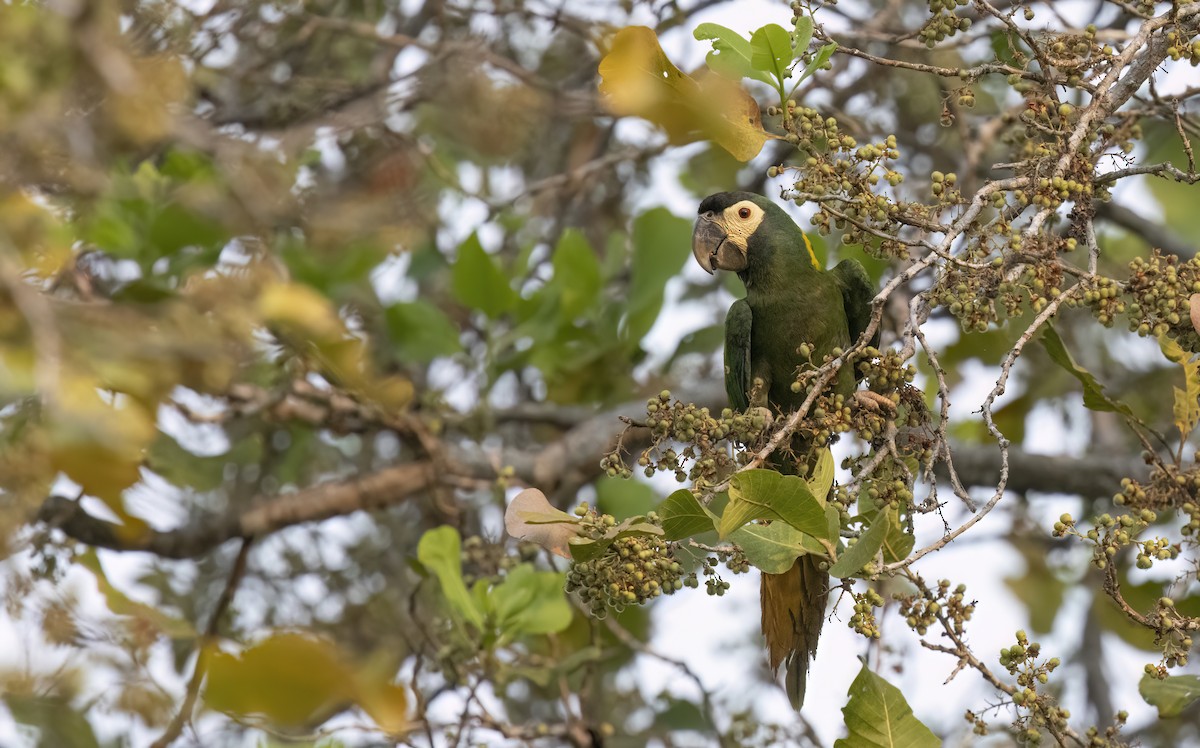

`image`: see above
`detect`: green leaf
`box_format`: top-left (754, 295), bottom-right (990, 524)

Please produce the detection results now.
top-left (615, 520), bottom-right (665, 539)
top-left (655, 695), bottom-right (711, 731)
top-left (417, 526), bottom-right (484, 628)
top-left (719, 469), bottom-right (828, 539)
top-left (407, 239), bottom-right (450, 281)
top-left (749, 24), bottom-right (792, 84)
top-left (110, 277), bottom-right (176, 303)
top-left (279, 238), bottom-right (386, 294)
top-left (716, 498), bottom-right (764, 539)
top-left (87, 200), bottom-right (141, 259)
top-left (658, 489), bottom-right (717, 540)
top-left (547, 646), bottom-right (607, 682)
top-left (793, 16), bottom-right (814, 58)
top-left (828, 512), bottom-right (890, 578)
top-left (1040, 324), bottom-right (1136, 418)
top-left (728, 507), bottom-right (835, 574)
top-left (678, 145), bottom-right (745, 200)
top-left (692, 23), bottom-right (775, 87)
top-left (385, 300), bottom-right (463, 364)
top-left (1144, 121), bottom-right (1200, 241)
top-left (624, 208), bottom-right (692, 342)
top-left (857, 490), bottom-right (915, 565)
top-left (160, 148), bottom-right (218, 181)
top-left (551, 229), bottom-right (602, 319)
top-left (148, 202), bottom-right (226, 256)
top-left (990, 29), bottom-right (1025, 67)
top-left (667, 323), bottom-right (725, 367)
top-left (490, 564), bottom-right (572, 640)
top-left (505, 664), bottom-right (555, 688)
top-left (566, 537), bottom-right (606, 562)
top-left (807, 447), bottom-right (835, 502)
top-left (1139, 673), bottom-right (1200, 718)
top-left (834, 661), bottom-right (940, 748)
top-left (881, 517), bottom-right (915, 565)
top-left (568, 516), bottom-right (663, 561)
top-left (595, 476), bottom-right (658, 520)
top-left (1091, 575), bottom-right (1158, 651)
top-left (5, 696), bottom-right (101, 748)
top-left (1004, 540), bottom-right (1065, 634)
top-left (451, 233), bottom-right (516, 319)
top-left (992, 392), bottom-right (1032, 446)
top-left (799, 41), bottom-right (837, 83)
top-left (825, 504), bottom-right (843, 546)
top-left (729, 522), bottom-right (810, 574)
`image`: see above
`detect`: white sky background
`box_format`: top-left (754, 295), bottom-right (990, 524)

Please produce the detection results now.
top-left (4, 1), bottom-right (1200, 746)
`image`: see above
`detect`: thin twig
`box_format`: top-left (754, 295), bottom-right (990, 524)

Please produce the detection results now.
top-left (150, 537), bottom-right (254, 748)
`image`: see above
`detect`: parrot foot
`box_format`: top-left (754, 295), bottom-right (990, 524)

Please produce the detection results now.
top-left (854, 390), bottom-right (897, 415)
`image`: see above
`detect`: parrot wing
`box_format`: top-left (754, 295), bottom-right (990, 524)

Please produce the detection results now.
top-left (832, 258), bottom-right (880, 353)
top-left (724, 298), bottom-right (753, 412)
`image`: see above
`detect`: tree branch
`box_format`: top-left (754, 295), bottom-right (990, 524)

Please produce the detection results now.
top-left (936, 443), bottom-right (1147, 499)
top-left (38, 382), bottom-right (1147, 560)
top-left (38, 462), bottom-right (435, 558)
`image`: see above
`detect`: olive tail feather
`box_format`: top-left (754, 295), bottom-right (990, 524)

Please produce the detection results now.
top-left (761, 554), bottom-right (828, 710)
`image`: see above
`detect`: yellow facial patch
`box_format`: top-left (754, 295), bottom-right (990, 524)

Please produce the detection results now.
top-left (718, 200), bottom-right (766, 254)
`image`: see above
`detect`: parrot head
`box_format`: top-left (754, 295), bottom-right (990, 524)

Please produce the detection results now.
top-left (692, 191), bottom-right (768, 274)
top-left (692, 191), bottom-right (818, 276)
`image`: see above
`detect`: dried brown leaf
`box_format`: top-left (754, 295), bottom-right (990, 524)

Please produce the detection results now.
top-left (503, 488), bottom-right (579, 559)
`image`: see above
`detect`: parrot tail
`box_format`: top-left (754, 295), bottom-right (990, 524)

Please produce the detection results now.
top-left (761, 553), bottom-right (828, 710)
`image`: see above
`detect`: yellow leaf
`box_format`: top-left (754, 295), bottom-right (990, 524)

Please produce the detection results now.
top-left (367, 374), bottom-right (414, 410)
top-left (258, 282), bottom-right (346, 342)
top-left (204, 632), bottom-right (408, 733)
top-left (47, 374), bottom-right (156, 504)
top-left (317, 337), bottom-right (371, 387)
top-left (0, 338), bottom-right (35, 395)
top-left (205, 634), bottom-right (356, 728)
top-left (356, 679), bottom-right (410, 734)
top-left (1161, 336), bottom-right (1200, 439)
top-left (0, 193), bottom-right (72, 276)
top-left (259, 283), bottom-right (413, 409)
top-left (598, 26), bottom-right (771, 162)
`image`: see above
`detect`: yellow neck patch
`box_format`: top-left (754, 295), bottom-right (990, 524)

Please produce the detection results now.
top-left (802, 233), bottom-right (820, 270)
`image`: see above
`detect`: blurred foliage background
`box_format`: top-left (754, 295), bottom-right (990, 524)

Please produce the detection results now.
top-left (1, 0), bottom-right (1199, 746)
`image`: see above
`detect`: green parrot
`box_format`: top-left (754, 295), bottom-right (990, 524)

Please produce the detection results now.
top-left (692, 191), bottom-right (880, 709)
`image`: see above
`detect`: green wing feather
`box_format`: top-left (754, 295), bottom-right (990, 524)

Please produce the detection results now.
top-left (831, 258), bottom-right (880, 353)
top-left (724, 298), bottom-right (752, 412)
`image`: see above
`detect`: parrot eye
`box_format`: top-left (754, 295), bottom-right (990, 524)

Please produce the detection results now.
top-left (738, 207), bottom-right (752, 219)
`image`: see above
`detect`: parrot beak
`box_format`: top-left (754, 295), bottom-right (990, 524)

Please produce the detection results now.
top-left (693, 212), bottom-right (747, 274)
